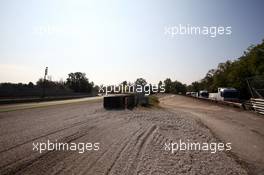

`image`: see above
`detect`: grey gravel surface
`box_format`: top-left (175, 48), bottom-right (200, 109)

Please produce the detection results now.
top-left (0, 100), bottom-right (248, 175)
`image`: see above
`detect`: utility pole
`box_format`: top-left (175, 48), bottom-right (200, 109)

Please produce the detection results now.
top-left (42, 67), bottom-right (48, 98)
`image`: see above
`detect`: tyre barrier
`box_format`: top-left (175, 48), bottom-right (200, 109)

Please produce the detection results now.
top-left (103, 94), bottom-right (136, 109)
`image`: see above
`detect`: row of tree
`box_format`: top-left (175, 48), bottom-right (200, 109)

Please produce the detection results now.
top-left (36, 72), bottom-right (95, 93)
top-left (1, 40), bottom-right (263, 99)
top-left (110, 78), bottom-right (187, 95)
top-left (187, 39), bottom-right (264, 99)
top-left (0, 72), bottom-right (97, 98)
top-left (134, 40), bottom-right (264, 99)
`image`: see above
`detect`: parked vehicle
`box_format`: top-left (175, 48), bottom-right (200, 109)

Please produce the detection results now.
top-left (199, 90), bottom-right (209, 98)
top-left (191, 92), bottom-right (198, 97)
top-left (209, 88), bottom-right (239, 102)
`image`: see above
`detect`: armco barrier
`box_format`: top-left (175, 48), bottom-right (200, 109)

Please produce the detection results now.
top-left (187, 95), bottom-right (264, 115)
top-left (186, 95), bottom-right (243, 109)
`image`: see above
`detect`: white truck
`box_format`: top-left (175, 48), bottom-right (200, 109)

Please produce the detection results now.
top-left (209, 87), bottom-right (239, 102)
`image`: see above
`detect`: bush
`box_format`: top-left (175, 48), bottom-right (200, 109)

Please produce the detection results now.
top-left (148, 95), bottom-right (160, 107)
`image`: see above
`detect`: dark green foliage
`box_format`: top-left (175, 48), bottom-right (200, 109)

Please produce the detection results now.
top-left (36, 78), bottom-right (67, 89)
top-left (148, 95), bottom-right (160, 107)
top-left (164, 78), bottom-right (187, 94)
top-left (0, 72), bottom-right (97, 98)
top-left (188, 40), bottom-right (264, 99)
top-left (135, 78), bottom-right (147, 86)
top-left (0, 82), bottom-right (73, 98)
top-left (66, 72), bottom-right (94, 93)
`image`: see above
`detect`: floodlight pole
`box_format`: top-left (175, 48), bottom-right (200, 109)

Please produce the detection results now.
top-left (42, 67), bottom-right (48, 98)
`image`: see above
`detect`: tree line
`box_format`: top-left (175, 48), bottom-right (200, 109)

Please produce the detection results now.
top-left (1, 40), bottom-right (263, 99)
top-left (0, 72), bottom-right (97, 98)
top-left (187, 39), bottom-right (264, 99)
top-left (136, 39), bottom-right (264, 99)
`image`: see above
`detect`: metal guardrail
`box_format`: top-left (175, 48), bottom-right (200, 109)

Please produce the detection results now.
top-left (186, 95), bottom-right (243, 109)
top-left (187, 95), bottom-right (264, 115)
top-left (251, 98), bottom-right (264, 115)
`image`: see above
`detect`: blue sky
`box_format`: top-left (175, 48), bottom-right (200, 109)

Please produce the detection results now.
top-left (0, 0), bottom-right (263, 85)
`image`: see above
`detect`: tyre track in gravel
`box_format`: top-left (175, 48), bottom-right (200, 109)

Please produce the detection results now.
top-left (0, 100), bottom-right (249, 175)
top-left (1, 125), bottom-right (97, 175)
top-left (105, 124), bottom-right (157, 175)
top-left (160, 95), bottom-right (264, 175)
top-left (0, 111), bottom-right (111, 170)
top-left (85, 125), bottom-right (148, 175)
top-left (60, 120), bottom-right (143, 175)
top-left (122, 108), bottom-right (247, 175)
top-left (0, 115), bottom-right (100, 153)
top-left (1, 111), bottom-right (136, 175)
top-left (0, 103), bottom-right (103, 152)
top-left (104, 128), bottom-right (144, 175)
top-left (0, 107), bottom-right (125, 154)
top-left (82, 127), bottom-right (143, 175)
top-left (11, 113), bottom-right (144, 175)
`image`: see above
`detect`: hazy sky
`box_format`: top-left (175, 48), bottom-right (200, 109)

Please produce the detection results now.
top-left (0, 0), bottom-right (263, 85)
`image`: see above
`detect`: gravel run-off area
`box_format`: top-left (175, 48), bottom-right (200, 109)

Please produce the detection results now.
top-left (0, 100), bottom-right (248, 175)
